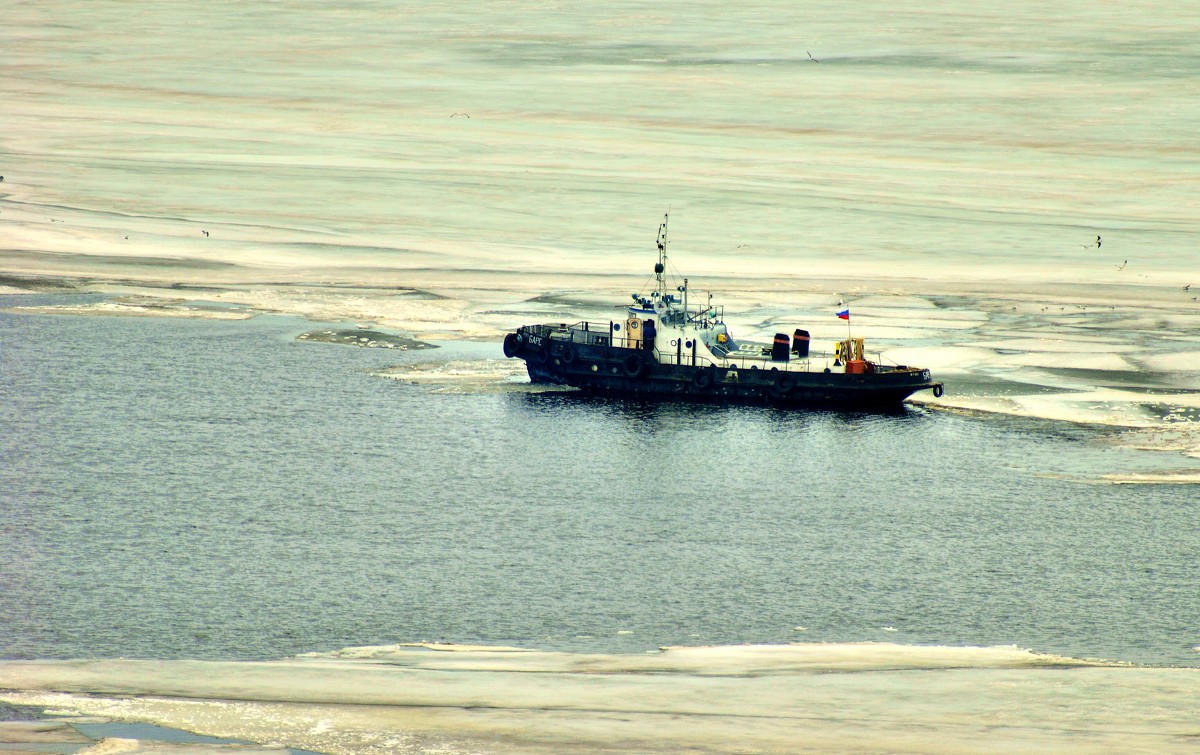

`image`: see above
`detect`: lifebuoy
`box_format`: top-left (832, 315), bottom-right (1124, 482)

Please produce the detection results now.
top-left (933, 384), bottom-right (944, 398)
top-left (562, 345), bottom-right (577, 364)
top-left (692, 369), bottom-right (713, 390)
top-left (623, 353), bottom-right (646, 378)
top-left (503, 333), bottom-right (520, 358)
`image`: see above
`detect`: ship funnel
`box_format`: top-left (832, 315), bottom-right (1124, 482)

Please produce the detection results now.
top-left (792, 329), bottom-right (810, 358)
top-left (772, 333), bottom-right (790, 362)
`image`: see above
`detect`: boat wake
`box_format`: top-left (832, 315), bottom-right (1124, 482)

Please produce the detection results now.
top-left (373, 358), bottom-right (558, 394)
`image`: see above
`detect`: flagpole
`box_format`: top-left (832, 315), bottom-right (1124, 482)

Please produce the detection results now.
top-left (836, 302), bottom-right (851, 363)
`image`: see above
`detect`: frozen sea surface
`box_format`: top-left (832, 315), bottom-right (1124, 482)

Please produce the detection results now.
top-left (3, 1), bottom-right (1199, 283)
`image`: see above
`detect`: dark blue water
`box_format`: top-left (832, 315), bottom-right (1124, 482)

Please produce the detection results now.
top-left (2, 300), bottom-right (1197, 666)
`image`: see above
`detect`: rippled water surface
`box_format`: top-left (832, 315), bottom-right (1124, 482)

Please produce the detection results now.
top-left (2, 305), bottom-right (1195, 666)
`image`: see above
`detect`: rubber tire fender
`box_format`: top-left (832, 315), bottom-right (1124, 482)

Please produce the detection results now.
top-left (536, 345), bottom-right (550, 364)
top-left (691, 369), bottom-right (713, 390)
top-left (623, 353), bottom-right (646, 378)
top-left (562, 345), bottom-right (577, 364)
top-left (933, 384), bottom-right (944, 398)
top-left (503, 333), bottom-right (520, 358)
top-left (774, 372), bottom-right (796, 394)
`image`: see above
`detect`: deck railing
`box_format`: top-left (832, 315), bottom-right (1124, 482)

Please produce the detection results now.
top-left (532, 321), bottom-right (903, 374)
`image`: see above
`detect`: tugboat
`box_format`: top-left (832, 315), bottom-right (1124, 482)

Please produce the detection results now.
top-left (502, 215), bottom-right (943, 408)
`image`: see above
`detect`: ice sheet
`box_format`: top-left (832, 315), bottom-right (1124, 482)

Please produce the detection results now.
top-left (2, 643), bottom-right (1199, 754)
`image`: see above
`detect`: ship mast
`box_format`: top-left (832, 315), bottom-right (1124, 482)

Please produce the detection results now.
top-left (655, 212), bottom-right (668, 299)
top-left (654, 211), bottom-right (689, 317)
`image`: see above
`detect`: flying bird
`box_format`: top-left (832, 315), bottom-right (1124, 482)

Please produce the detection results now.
top-left (1116, 260), bottom-right (1127, 271)
top-left (807, 51), bottom-right (819, 63)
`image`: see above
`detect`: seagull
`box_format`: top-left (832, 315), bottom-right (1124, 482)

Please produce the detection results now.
top-left (807, 51), bottom-right (819, 63)
top-left (202, 230), bottom-right (209, 237)
top-left (450, 113), bottom-right (470, 118)
top-left (1184, 284), bottom-right (1191, 291)
top-left (1116, 260), bottom-right (1127, 271)
top-left (1097, 235), bottom-right (1102, 248)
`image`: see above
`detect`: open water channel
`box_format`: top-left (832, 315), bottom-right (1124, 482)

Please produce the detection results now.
top-left (1, 299), bottom-right (1196, 668)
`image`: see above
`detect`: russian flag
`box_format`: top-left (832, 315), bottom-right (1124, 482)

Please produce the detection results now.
top-left (836, 308), bottom-right (850, 320)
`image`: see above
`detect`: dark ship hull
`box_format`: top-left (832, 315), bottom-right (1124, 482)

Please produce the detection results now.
top-left (505, 323), bottom-right (942, 409)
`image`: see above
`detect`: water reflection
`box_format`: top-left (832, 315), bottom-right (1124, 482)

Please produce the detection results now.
top-left (512, 390), bottom-right (930, 428)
